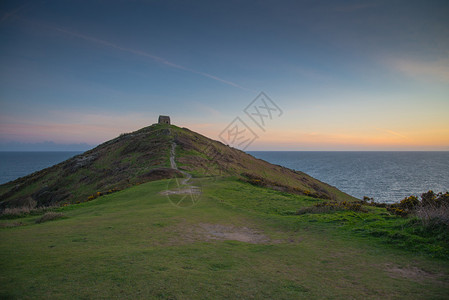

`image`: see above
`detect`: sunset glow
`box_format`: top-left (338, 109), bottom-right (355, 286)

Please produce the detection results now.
top-left (1, 1), bottom-right (448, 150)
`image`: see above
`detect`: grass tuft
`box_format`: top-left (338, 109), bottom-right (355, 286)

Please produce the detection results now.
top-left (35, 212), bottom-right (66, 224)
top-left (1, 205), bottom-right (58, 219)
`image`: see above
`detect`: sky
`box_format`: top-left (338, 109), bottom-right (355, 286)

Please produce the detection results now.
top-left (0, 0), bottom-right (448, 151)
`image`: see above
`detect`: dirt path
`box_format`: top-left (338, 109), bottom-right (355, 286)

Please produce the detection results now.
top-left (169, 142), bottom-right (192, 185)
top-left (161, 142), bottom-right (201, 200)
top-left (169, 142), bottom-right (177, 169)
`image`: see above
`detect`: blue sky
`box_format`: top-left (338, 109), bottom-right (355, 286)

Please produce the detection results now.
top-left (1, 0), bottom-right (448, 150)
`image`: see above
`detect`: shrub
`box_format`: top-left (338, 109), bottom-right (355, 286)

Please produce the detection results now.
top-left (86, 188), bottom-right (121, 202)
top-left (1, 205), bottom-right (58, 219)
top-left (421, 190), bottom-right (436, 207)
top-left (437, 192), bottom-right (449, 206)
top-left (387, 190), bottom-right (449, 223)
top-left (387, 207), bottom-right (408, 217)
top-left (35, 212), bottom-right (65, 224)
top-left (1, 206), bottom-right (31, 217)
top-left (363, 196), bottom-right (374, 202)
top-left (415, 202), bottom-right (449, 227)
top-left (399, 195), bottom-right (420, 210)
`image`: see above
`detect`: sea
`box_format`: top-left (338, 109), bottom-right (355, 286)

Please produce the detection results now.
top-left (0, 152), bottom-right (82, 185)
top-left (248, 151), bottom-right (449, 203)
top-left (0, 151), bottom-right (448, 203)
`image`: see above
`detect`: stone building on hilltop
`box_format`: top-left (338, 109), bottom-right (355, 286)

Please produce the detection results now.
top-left (158, 115), bottom-right (170, 125)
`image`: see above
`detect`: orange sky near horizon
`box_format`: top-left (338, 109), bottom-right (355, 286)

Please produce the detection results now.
top-left (1, 113), bottom-right (447, 151)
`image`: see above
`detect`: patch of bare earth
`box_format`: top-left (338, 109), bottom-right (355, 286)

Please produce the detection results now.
top-left (159, 187), bottom-right (201, 196)
top-left (159, 219), bottom-right (304, 246)
top-left (164, 221), bottom-right (288, 245)
top-left (195, 223), bottom-right (272, 244)
top-left (385, 263), bottom-right (446, 282)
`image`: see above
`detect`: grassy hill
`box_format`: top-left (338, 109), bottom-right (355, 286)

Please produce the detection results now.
top-left (0, 124), bottom-right (355, 211)
top-left (1, 124), bottom-right (448, 298)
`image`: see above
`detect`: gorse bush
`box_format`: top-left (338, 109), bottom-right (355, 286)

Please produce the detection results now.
top-left (421, 190), bottom-right (449, 207)
top-left (400, 195), bottom-right (420, 210)
top-left (85, 187), bottom-right (121, 202)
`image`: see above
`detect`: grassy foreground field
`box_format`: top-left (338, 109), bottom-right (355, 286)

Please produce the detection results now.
top-left (1, 177), bottom-right (449, 299)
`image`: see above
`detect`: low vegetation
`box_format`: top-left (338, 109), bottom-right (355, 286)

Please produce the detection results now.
top-left (0, 205), bottom-right (58, 219)
top-left (241, 172), bottom-right (331, 199)
top-left (35, 212), bottom-right (66, 224)
top-left (295, 200), bottom-right (368, 214)
top-left (1, 179), bottom-right (448, 299)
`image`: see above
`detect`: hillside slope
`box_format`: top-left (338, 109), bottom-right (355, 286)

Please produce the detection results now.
top-left (171, 126), bottom-right (355, 201)
top-left (0, 124), bottom-right (176, 209)
top-left (0, 123), bottom-right (356, 210)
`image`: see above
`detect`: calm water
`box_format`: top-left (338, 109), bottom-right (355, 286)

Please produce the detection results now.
top-left (248, 151), bottom-right (449, 203)
top-left (0, 152), bottom-right (81, 184)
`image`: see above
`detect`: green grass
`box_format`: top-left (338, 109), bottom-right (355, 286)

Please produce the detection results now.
top-left (208, 178), bottom-right (449, 259)
top-left (1, 178), bottom-right (448, 299)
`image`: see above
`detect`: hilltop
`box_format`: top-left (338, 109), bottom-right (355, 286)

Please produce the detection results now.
top-left (0, 124), bottom-right (355, 211)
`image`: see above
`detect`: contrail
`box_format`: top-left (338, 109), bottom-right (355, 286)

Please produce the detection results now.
top-left (11, 15), bottom-right (252, 91)
top-left (53, 26), bottom-right (248, 90)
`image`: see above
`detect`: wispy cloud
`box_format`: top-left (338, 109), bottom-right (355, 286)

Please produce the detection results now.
top-left (373, 127), bottom-right (409, 140)
top-left (11, 15), bottom-right (251, 91)
top-left (389, 57), bottom-right (449, 83)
